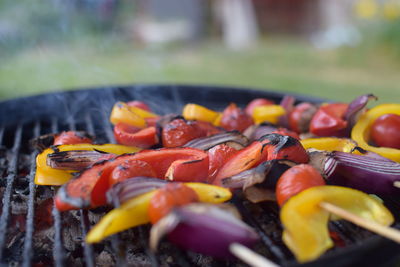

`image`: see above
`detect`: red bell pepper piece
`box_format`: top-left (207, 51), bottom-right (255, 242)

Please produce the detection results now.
top-left (55, 147), bottom-right (208, 211)
top-left (127, 100), bottom-right (152, 112)
top-left (271, 128), bottom-right (300, 140)
top-left (114, 123), bottom-right (158, 148)
top-left (207, 144), bottom-right (238, 183)
top-left (213, 134), bottom-right (309, 186)
top-left (109, 159), bottom-right (157, 186)
top-left (220, 103), bottom-right (253, 132)
top-left (310, 103), bottom-right (349, 137)
top-left (53, 131), bottom-right (93, 146)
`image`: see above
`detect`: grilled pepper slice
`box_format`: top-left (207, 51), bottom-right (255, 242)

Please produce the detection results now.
top-left (55, 147), bottom-right (209, 211)
top-left (182, 103), bottom-right (221, 125)
top-left (110, 101), bottom-right (159, 128)
top-left (351, 104), bottom-right (400, 162)
top-left (281, 185), bottom-right (394, 262)
top-left (252, 104), bottom-right (286, 124)
top-left (86, 183), bottom-right (232, 243)
top-left (35, 144), bottom-right (140, 186)
top-left (310, 103), bottom-right (349, 137)
top-left (300, 137), bottom-right (357, 153)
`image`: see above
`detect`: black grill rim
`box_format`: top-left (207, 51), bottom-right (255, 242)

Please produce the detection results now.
top-left (0, 84), bottom-right (399, 266)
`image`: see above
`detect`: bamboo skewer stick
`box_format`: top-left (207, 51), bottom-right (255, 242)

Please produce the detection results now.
top-left (320, 202), bottom-right (400, 244)
top-left (393, 181), bottom-right (400, 188)
top-left (230, 243), bottom-right (280, 267)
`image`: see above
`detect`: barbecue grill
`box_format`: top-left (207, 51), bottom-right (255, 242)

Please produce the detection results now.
top-left (0, 84), bottom-right (399, 266)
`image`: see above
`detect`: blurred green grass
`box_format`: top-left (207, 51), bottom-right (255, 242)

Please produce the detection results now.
top-left (1, 37), bottom-right (399, 103)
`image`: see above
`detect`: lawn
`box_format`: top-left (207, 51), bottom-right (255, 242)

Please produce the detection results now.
top-left (0, 37), bottom-right (399, 103)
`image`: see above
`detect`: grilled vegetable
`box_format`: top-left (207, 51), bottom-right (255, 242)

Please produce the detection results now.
top-left (110, 101), bottom-right (159, 128)
top-left (310, 103), bottom-right (349, 137)
top-left (35, 144), bottom-right (140, 186)
top-left (281, 185), bottom-right (394, 262)
top-left (220, 103), bottom-right (253, 132)
top-left (351, 103), bottom-right (400, 162)
top-left (300, 137), bottom-right (357, 153)
top-left (150, 203), bottom-right (259, 259)
top-left (55, 147), bottom-right (209, 211)
top-left (86, 183), bottom-right (232, 243)
top-left (114, 123), bottom-right (158, 148)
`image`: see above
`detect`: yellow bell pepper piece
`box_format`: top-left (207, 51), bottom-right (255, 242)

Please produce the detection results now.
top-left (300, 137), bottom-right (357, 153)
top-left (86, 183), bottom-right (232, 243)
top-left (35, 144), bottom-right (140, 186)
top-left (281, 185), bottom-right (394, 263)
top-left (252, 105), bottom-right (286, 124)
top-left (351, 104), bottom-right (400, 162)
top-left (110, 102), bottom-right (158, 128)
top-left (182, 104), bottom-right (220, 125)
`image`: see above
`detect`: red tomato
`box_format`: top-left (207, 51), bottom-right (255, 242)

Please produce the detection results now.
top-left (309, 103), bottom-right (348, 137)
top-left (114, 123), bottom-right (158, 148)
top-left (276, 164), bottom-right (325, 206)
top-left (126, 100), bottom-right (151, 112)
top-left (370, 114), bottom-right (400, 149)
top-left (162, 119), bottom-right (204, 148)
top-left (220, 103), bottom-right (253, 132)
top-left (245, 98), bottom-right (274, 116)
top-left (289, 102), bottom-right (315, 133)
top-left (195, 120), bottom-right (222, 136)
top-left (53, 131), bottom-right (93, 146)
top-left (109, 159), bottom-right (157, 186)
top-left (148, 183), bottom-right (199, 224)
top-left (207, 144), bottom-right (238, 183)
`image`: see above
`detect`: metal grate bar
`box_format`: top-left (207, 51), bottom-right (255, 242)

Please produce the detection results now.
top-left (0, 124), bottom-right (22, 260)
top-left (22, 121), bottom-right (41, 267)
top-left (100, 105), bottom-right (126, 266)
top-left (66, 112), bottom-right (95, 267)
top-left (231, 195), bottom-right (286, 264)
top-left (51, 117), bottom-right (66, 267)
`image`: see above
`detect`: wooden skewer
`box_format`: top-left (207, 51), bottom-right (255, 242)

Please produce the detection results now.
top-left (320, 202), bottom-right (400, 244)
top-left (393, 181), bottom-right (400, 188)
top-left (229, 243), bottom-right (280, 267)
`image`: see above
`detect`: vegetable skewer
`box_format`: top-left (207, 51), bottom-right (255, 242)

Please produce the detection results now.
top-left (320, 202), bottom-right (400, 244)
top-left (229, 243), bottom-right (280, 267)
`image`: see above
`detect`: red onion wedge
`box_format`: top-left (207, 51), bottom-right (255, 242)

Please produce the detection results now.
top-left (324, 151), bottom-right (400, 195)
top-left (344, 94), bottom-right (377, 130)
top-left (150, 203), bottom-right (259, 259)
top-left (107, 177), bottom-right (168, 206)
top-left (183, 131), bottom-right (249, 150)
top-left (221, 160), bottom-right (294, 203)
top-left (47, 150), bottom-right (116, 171)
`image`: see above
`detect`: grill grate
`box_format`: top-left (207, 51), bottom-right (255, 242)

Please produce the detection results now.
top-left (0, 85), bottom-right (399, 266)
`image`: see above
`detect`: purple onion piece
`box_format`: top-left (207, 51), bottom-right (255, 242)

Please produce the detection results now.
top-left (106, 177), bottom-right (167, 206)
top-left (150, 203), bottom-right (259, 259)
top-left (47, 150), bottom-right (115, 171)
top-left (324, 151), bottom-right (400, 195)
top-left (183, 131), bottom-right (249, 151)
top-left (278, 95), bottom-right (295, 128)
top-left (344, 94), bottom-right (377, 130)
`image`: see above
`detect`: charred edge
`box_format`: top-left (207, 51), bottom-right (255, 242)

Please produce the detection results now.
top-left (93, 149), bottom-right (109, 154)
top-left (259, 133), bottom-right (299, 153)
top-left (181, 159), bottom-right (203, 165)
top-left (73, 131), bottom-right (95, 141)
top-left (57, 184), bottom-right (90, 208)
top-left (30, 133), bottom-right (56, 152)
top-left (255, 160), bottom-right (293, 189)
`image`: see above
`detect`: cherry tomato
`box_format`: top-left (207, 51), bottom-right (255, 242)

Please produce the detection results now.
top-left (53, 131), bottom-right (93, 146)
top-left (162, 119), bottom-right (204, 148)
top-left (370, 114), bottom-right (400, 149)
top-left (126, 100), bottom-right (151, 112)
top-left (148, 183), bottom-right (199, 224)
top-left (276, 164), bottom-right (325, 206)
top-left (114, 123), bottom-right (158, 148)
top-left (245, 98), bottom-right (274, 116)
top-left (289, 102), bottom-right (315, 133)
top-left (207, 144), bottom-right (238, 183)
top-left (195, 120), bottom-right (222, 136)
top-left (220, 103), bottom-right (253, 132)
top-left (309, 103), bottom-right (348, 137)
top-left (109, 159), bottom-right (157, 186)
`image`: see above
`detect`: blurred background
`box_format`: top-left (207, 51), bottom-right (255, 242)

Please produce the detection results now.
top-left (0, 0), bottom-right (399, 102)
